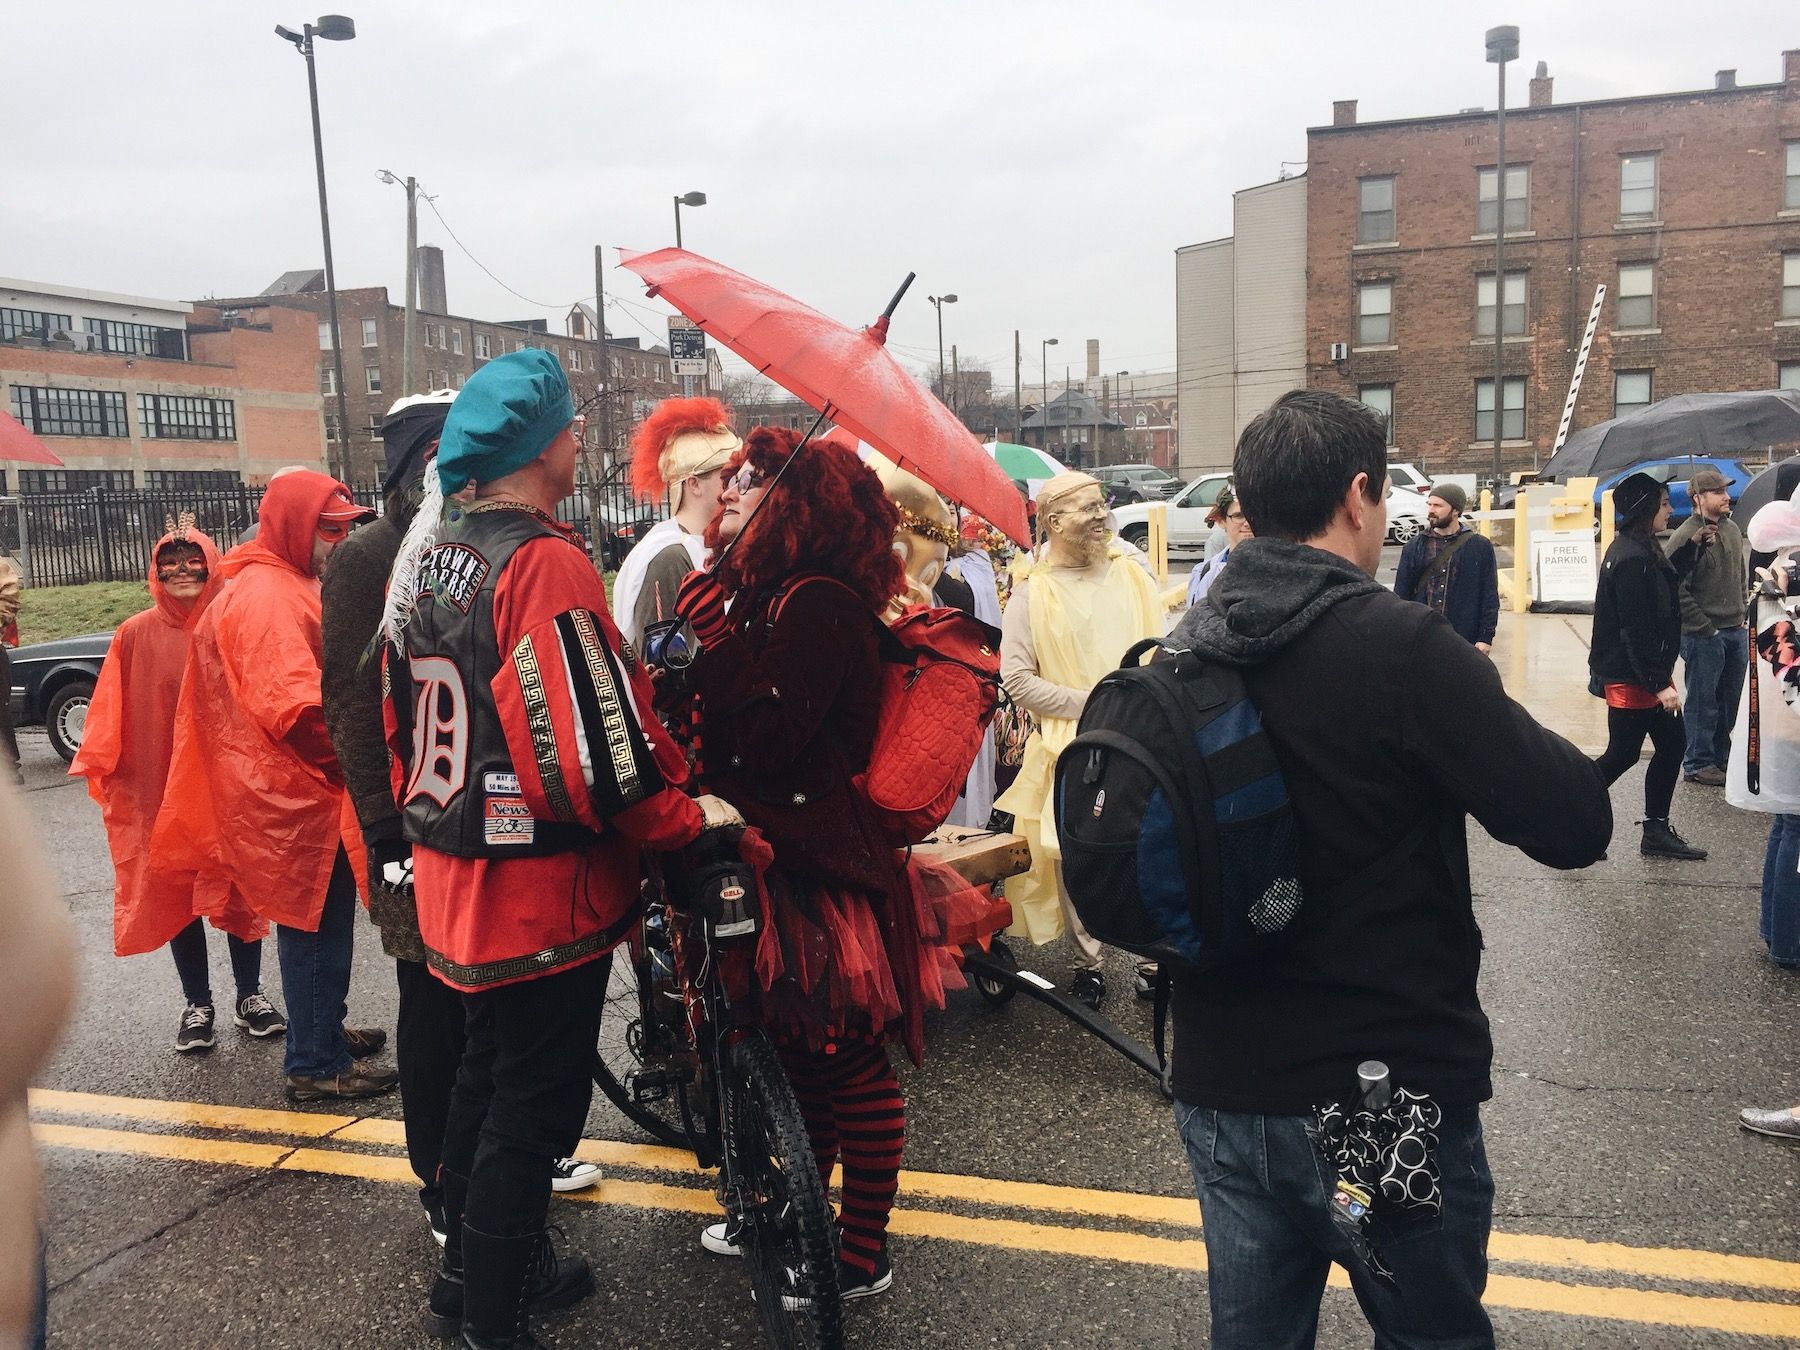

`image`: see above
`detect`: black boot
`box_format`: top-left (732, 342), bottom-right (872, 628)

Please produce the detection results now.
top-left (422, 1167), bottom-right (471, 1338)
top-left (428, 1220), bottom-right (593, 1338)
top-left (1642, 818), bottom-right (1707, 861)
top-left (460, 1224), bottom-right (592, 1350)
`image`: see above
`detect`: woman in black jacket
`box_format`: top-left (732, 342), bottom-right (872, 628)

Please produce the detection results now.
top-left (1590, 470), bottom-right (1707, 859)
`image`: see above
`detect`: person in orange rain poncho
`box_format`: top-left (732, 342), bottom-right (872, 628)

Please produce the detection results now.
top-left (70, 520), bottom-right (285, 1054)
top-left (152, 471), bottom-right (397, 1103)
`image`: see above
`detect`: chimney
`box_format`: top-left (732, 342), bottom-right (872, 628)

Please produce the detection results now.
top-left (1716, 69), bottom-right (1738, 89)
top-left (1332, 99), bottom-right (1358, 127)
top-left (1786, 49), bottom-right (1800, 85)
top-left (1529, 61), bottom-right (1553, 107)
top-left (416, 244), bottom-right (447, 314)
top-left (1086, 339), bottom-right (1100, 381)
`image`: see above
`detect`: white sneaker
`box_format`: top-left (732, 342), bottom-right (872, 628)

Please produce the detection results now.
top-left (700, 1219), bottom-right (745, 1257)
top-left (550, 1157), bottom-right (601, 1193)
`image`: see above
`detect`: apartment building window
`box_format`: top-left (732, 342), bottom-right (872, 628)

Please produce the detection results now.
top-left (19, 468), bottom-right (133, 494)
top-left (451, 328), bottom-right (464, 356)
top-left (1357, 176), bottom-right (1395, 244)
top-left (1614, 370), bottom-right (1653, 419)
top-left (324, 412), bottom-right (341, 442)
top-left (0, 308), bottom-right (73, 341)
top-left (366, 365), bottom-right (382, 394)
top-left (1780, 361), bottom-right (1800, 391)
top-left (1784, 253), bottom-right (1800, 319)
top-left (1477, 165), bottom-right (1528, 234)
top-left (361, 317), bottom-right (378, 347)
top-left (1619, 153), bottom-right (1658, 220)
top-left (366, 415), bottom-right (382, 440)
top-left (320, 365), bottom-right (337, 396)
top-left (1359, 385), bottom-right (1394, 445)
top-left (84, 318), bottom-right (187, 360)
top-left (1617, 264), bottom-right (1656, 329)
top-left (1356, 282), bottom-right (1393, 345)
top-left (318, 322), bottom-right (333, 350)
top-left (138, 393), bottom-right (237, 440)
top-left (1474, 377), bottom-right (1525, 441)
top-left (145, 470), bottom-right (238, 493)
top-left (1476, 272), bottom-right (1527, 338)
top-left (452, 371), bottom-right (465, 389)
top-left (9, 385), bottom-right (128, 437)
top-left (476, 333), bottom-right (491, 359)
top-left (1787, 143), bottom-right (1800, 211)
top-left (423, 324), bottom-right (437, 349)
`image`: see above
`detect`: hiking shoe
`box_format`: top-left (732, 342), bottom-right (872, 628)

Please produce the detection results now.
top-left (780, 1251), bottom-right (892, 1310)
top-left (1070, 969), bottom-right (1106, 1010)
top-left (233, 992), bottom-right (286, 1038)
top-left (1641, 819), bottom-right (1707, 861)
top-left (1740, 1106), bottom-right (1800, 1140)
top-left (175, 1003), bottom-right (216, 1053)
top-left (341, 1025), bottom-right (387, 1056)
top-left (1683, 767), bottom-right (1727, 787)
top-left (285, 1058), bottom-right (400, 1102)
top-left (550, 1157), bottom-right (601, 1193)
top-left (1134, 964), bottom-right (1159, 1001)
top-left (700, 1217), bottom-right (746, 1257)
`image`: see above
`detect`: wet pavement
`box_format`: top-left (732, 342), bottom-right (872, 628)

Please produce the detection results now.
top-left (22, 591), bottom-right (1800, 1347)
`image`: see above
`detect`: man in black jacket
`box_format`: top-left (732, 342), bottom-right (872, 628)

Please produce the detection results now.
top-left (1167, 390), bottom-right (1612, 1349)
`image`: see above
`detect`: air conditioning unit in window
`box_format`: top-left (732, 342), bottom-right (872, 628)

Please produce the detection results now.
top-left (1329, 342), bottom-right (1349, 362)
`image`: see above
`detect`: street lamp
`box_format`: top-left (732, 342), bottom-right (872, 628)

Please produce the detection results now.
top-left (1041, 337), bottom-right (1058, 455)
top-left (1486, 23), bottom-right (1520, 492)
top-left (674, 190), bottom-right (706, 249)
top-left (928, 294), bottom-right (958, 406)
top-left (276, 14), bottom-right (357, 482)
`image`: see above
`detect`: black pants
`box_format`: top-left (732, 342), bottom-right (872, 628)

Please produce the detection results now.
top-left (440, 955), bottom-right (610, 1237)
top-left (168, 919), bottom-right (262, 1008)
top-left (396, 957), bottom-right (467, 1207)
top-left (1595, 705), bottom-right (1685, 820)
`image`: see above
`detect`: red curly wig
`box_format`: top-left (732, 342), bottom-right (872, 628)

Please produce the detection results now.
top-left (628, 396), bottom-right (736, 501)
top-left (705, 427), bottom-right (901, 613)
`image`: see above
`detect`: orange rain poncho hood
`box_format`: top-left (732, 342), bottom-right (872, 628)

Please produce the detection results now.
top-left (71, 524), bottom-right (268, 954)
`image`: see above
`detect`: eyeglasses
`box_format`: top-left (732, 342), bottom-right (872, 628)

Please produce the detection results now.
top-left (156, 558), bottom-right (208, 578)
top-left (1225, 510), bottom-right (1246, 522)
top-left (729, 465), bottom-right (767, 495)
top-left (1056, 502), bottom-right (1109, 521)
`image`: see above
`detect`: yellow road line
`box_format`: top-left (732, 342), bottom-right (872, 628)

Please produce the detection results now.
top-left (30, 1089), bottom-right (1800, 1298)
top-left (34, 1120), bottom-right (1800, 1340)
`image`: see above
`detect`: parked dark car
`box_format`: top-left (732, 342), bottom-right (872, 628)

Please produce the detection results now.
top-left (1094, 464), bottom-right (1182, 504)
top-left (9, 631), bottom-right (111, 763)
top-left (563, 495), bottom-right (661, 570)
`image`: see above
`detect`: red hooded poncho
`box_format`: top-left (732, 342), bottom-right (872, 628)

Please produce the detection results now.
top-left (151, 472), bottom-right (364, 931)
top-left (70, 526), bottom-right (268, 955)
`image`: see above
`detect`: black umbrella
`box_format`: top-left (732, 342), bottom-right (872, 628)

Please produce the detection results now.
top-left (1539, 389), bottom-right (1800, 482)
top-left (1733, 454), bottom-right (1800, 523)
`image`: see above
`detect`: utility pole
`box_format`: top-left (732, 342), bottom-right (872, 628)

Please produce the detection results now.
top-left (402, 176), bottom-right (418, 396)
top-left (589, 244), bottom-right (610, 559)
top-left (1487, 24), bottom-right (1520, 491)
top-left (1013, 330), bottom-right (1022, 445)
top-left (951, 344), bottom-right (960, 418)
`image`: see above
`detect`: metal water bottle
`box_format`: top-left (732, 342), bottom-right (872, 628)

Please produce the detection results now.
top-left (1357, 1059), bottom-right (1392, 1111)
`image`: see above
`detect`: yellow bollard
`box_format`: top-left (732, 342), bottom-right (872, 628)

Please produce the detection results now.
top-left (1510, 487), bottom-right (1532, 613)
top-left (1599, 489), bottom-right (1616, 558)
top-left (1147, 503), bottom-right (1169, 587)
top-left (1477, 487), bottom-right (1495, 540)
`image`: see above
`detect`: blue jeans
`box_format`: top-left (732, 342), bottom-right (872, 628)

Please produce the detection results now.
top-left (274, 849), bottom-right (357, 1078)
top-left (1175, 1101), bottom-right (1494, 1350)
top-left (1680, 629), bottom-right (1749, 776)
top-left (1761, 815), bottom-right (1800, 967)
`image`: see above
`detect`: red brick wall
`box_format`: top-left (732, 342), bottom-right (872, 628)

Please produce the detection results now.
top-left (1306, 69), bottom-right (1800, 480)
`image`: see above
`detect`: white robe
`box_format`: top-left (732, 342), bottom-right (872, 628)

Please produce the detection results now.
top-left (612, 518), bottom-right (707, 651)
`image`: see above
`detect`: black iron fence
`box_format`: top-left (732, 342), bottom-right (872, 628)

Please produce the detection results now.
top-left (1, 471), bottom-right (663, 588)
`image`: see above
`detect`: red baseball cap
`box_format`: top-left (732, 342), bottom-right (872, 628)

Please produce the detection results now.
top-left (318, 486), bottom-right (376, 525)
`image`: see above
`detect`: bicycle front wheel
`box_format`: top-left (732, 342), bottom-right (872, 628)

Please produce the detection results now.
top-left (591, 924), bottom-right (700, 1150)
top-left (725, 1034), bottom-right (844, 1350)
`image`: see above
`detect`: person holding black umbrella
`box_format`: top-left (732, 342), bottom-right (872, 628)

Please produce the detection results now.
top-left (1590, 471), bottom-right (1709, 860)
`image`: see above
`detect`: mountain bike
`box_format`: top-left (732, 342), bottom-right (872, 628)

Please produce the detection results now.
top-left (592, 840), bottom-right (843, 1349)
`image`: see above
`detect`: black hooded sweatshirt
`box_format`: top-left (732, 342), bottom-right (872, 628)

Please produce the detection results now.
top-left (1166, 539), bottom-right (1611, 1113)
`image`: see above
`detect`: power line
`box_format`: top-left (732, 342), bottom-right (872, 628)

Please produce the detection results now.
top-left (419, 194), bottom-right (574, 311)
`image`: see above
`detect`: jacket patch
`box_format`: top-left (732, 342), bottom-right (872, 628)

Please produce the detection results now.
top-left (484, 771), bottom-right (520, 794)
top-left (428, 543), bottom-right (491, 614)
top-left (483, 796), bottom-right (535, 846)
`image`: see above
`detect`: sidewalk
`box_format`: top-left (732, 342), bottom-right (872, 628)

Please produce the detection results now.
top-left (1492, 609), bottom-right (1608, 754)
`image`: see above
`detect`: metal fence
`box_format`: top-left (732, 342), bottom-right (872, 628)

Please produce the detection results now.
top-left (1, 468), bottom-right (663, 588)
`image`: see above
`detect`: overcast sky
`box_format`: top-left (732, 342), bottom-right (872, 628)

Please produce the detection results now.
top-left (2, 1), bottom-right (1792, 391)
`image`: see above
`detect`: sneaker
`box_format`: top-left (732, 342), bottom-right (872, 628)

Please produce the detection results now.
top-left (550, 1157), bottom-right (601, 1193)
top-left (233, 991), bottom-right (286, 1038)
top-left (1070, 969), bottom-right (1106, 1010)
top-left (424, 1196), bottom-right (448, 1248)
top-left (1134, 964), bottom-right (1159, 1001)
top-left (341, 1025), bottom-right (387, 1056)
top-left (700, 1217), bottom-right (746, 1257)
top-left (175, 1003), bottom-right (216, 1053)
top-left (285, 1058), bottom-right (400, 1103)
top-left (1740, 1105), bottom-right (1800, 1140)
top-left (780, 1252), bottom-right (893, 1310)
top-left (1683, 767), bottom-right (1728, 787)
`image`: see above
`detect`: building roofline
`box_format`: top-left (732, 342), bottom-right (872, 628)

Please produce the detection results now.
top-left (1306, 77), bottom-right (1786, 136)
top-left (1176, 235), bottom-right (1234, 255)
top-left (1236, 172), bottom-right (1307, 197)
top-left (0, 277), bottom-right (194, 316)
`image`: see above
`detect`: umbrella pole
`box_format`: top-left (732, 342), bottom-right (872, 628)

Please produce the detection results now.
top-left (707, 406), bottom-right (832, 573)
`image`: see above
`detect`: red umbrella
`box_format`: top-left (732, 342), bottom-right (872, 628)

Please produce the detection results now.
top-left (617, 247), bottom-right (1030, 547)
top-left (0, 411), bottom-right (64, 466)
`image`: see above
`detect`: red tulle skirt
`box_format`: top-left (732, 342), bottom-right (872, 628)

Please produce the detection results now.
top-left (722, 853), bottom-right (1011, 1066)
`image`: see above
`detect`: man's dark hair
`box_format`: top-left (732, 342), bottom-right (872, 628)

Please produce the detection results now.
top-left (1233, 390), bottom-right (1388, 542)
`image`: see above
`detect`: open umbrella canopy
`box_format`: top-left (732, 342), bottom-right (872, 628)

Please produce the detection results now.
top-left (1540, 389), bottom-right (1800, 482)
top-left (0, 410), bottom-right (64, 467)
top-left (984, 441), bottom-right (1068, 495)
top-left (1733, 454), bottom-right (1800, 522)
top-left (617, 247), bottom-right (1030, 547)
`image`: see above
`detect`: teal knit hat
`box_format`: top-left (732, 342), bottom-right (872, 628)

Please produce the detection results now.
top-left (435, 349), bottom-right (574, 495)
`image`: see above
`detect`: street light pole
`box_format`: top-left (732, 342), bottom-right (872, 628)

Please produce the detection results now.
top-left (278, 15), bottom-right (356, 482)
top-left (928, 294), bottom-right (958, 405)
top-left (1487, 24), bottom-right (1519, 493)
top-left (1041, 337), bottom-right (1058, 455)
top-left (673, 190), bottom-right (706, 249)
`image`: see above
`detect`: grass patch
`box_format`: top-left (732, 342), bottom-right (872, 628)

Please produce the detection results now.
top-left (18, 581), bottom-right (151, 644)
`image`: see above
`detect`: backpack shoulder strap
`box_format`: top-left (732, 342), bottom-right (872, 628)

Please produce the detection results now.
top-left (1404, 530), bottom-right (1476, 601)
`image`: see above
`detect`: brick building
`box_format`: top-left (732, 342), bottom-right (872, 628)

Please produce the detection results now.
top-left (1, 278), bottom-right (325, 494)
top-left (1307, 49), bottom-right (1800, 480)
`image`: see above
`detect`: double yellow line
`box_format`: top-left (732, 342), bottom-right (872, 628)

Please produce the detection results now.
top-left (29, 1088), bottom-right (1800, 1339)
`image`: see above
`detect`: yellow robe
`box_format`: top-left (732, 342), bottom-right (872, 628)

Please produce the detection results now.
top-left (995, 548), bottom-right (1163, 944)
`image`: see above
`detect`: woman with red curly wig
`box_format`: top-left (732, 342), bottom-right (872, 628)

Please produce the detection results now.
top-left (670, 427), bottom-right (995, 1303)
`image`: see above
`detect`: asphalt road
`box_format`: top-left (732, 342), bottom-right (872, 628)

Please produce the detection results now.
top-left (22, 667), bottom-right (1800, 1349)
